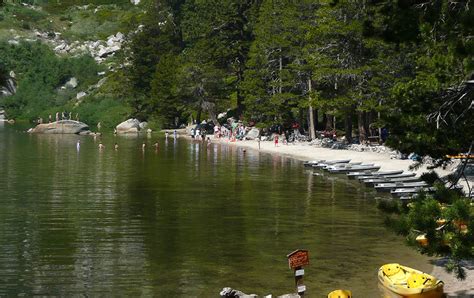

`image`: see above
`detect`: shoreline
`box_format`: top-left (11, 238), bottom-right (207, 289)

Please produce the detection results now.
top-left (202, 135), bottom-right (473, 297)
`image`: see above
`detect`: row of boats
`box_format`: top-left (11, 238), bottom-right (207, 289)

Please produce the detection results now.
top-left (306, 160), bottom-right (445, 297)
top-left (304, 159), bottom-right (431, 198)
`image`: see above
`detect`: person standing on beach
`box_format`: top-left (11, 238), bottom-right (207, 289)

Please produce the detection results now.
top-left (257, 136), bottom-right (261, 150)
top-left (195, 128), bottom-right (200, 141)
top-left (76, 140), bottom-right (80, 152)
top-left (274, 134), bottom-right (279, 147)
top-left (55, 112), bottom-right (59, 122)
top-left (49, 114), bottom-right (52, 123)
top-left (142, 142), bottom-right (146, 151)
top-left (165, 131), bottom-right (169, 139)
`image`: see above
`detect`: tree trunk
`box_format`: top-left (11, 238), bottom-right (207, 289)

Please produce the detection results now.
top-left (308, 78), bottom-right (316, 139)
top-left (196, 107), bottom-right (202, 124)
top-left (325, 114), bottom-right (333, 130)
top-left (278, 54), bottom-right (283, 94)
top-left (299, 108), bottom-right (305, 133)
top-left (378, 100), bottom-right (382, 143)
top-left (345, 112), bottom-right (353, 144)
top-left (357, 110), bottom-right (367, 144)
top-left (202, 100), bottom-right (218, 125)
top-left (314, 109), bottom-right (319, 131)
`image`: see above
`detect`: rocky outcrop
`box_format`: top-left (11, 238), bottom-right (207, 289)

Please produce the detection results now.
top-left (219, 287), bottom-right (257, 298)
top-left (29, 120), bottom-right (90, 134)
top-left (116, 118), bottom-right (140, 134)
top-left (0, 71), bottom-right (17, 97)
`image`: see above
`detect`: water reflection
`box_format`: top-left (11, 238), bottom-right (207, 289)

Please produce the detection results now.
top-left (0, 126), bottom-right (434, 296)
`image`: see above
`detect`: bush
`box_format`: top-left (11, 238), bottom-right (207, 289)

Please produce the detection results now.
top-left (73, 96), bottom-right (132, 129)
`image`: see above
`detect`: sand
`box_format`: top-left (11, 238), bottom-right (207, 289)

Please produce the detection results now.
top-left (203, 135), bottom-right (473, 297)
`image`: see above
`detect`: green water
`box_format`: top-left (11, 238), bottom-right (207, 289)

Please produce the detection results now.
top-left (0, 124), bottom-right (431, 296)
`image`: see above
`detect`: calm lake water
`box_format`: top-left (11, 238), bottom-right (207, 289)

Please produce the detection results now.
top-left (0, 124), bottom-right (432, 296)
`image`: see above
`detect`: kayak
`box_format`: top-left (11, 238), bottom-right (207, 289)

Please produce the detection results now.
top-left (378, 263), bottom-right (444, 297)
top-left (327, 289), bottom-right (352, 298)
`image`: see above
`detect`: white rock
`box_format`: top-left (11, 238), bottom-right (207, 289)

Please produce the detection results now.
top-left (139, 122), bottom-right (148, 129)
top-left (245, 127), bottom-right (260, 140)
top-left (98, 45), bottom-right (121, 58)
top-left (54, 43), bottom-right (67, 52)
top-left (76, 91), bottom-right (87, 99)
top-left (65, 77), bottom-right (78, 89)
top-left (116, 118), bottom-right (141, 133)
top-left (115, 32), bottom-right (124, 41)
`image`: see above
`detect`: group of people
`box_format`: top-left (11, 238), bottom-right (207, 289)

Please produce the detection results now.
top-left (213, 120), bottom-right (248, 142)
top-left (37, 111), bottom-right (80, 124)
top-left (165, 130), bottom-right (179, 139)
top-left (76, 140), bottom-right (162, 152)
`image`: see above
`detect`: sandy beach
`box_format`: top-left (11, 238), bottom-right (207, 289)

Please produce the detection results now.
top-left (203, 135), bottom-right (473, 297)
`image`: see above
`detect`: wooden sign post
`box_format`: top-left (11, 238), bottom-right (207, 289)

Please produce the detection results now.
top-left (287, 249), bottom-right (309, 297)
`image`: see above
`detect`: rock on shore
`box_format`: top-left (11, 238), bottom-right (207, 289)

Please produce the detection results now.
top-left (28, 120), bottom-right (91, 134)
top-left (116, 118), bottom-right (141, 134)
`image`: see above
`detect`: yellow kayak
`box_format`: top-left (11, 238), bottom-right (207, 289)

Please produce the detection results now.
top-left (378, 263), bottom-right (444, 297)
top-left (328, 289), bottom-right (352, 297)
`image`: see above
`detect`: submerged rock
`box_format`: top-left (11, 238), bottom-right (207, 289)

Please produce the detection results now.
top-left (29, 120), bottom-right (90, 134)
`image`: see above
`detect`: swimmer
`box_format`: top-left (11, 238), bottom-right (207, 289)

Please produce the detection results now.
top-left (76, 140), bottom-right (80, 151)
top-left (114, 143), bottom-right (119, 150)
top-left (98, 142), bottom-right (105, 150)
top-left (154, 142), bottom-right (159, 150)
top-left (142, 142), bottom-right (146, 150)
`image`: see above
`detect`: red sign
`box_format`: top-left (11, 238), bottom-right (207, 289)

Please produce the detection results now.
top-left (287, 249), bottom-right (309, 269)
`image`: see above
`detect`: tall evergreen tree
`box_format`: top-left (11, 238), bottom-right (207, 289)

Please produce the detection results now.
top-left (241, 0), bottom-right (316, 127)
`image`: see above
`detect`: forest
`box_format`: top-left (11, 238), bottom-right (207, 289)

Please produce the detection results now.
top-left (126, 0), bottom-right (473, 160)
top-left (0, 0), bottom-right (472, 159)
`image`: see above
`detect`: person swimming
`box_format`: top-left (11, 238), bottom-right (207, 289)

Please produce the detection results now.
top-left (142, 142), bottom-right (146, 150)
top-left (98, 142), bottom-right (105, 150)
top-left (114, 143), bottom-right (119, 150)
top-left (154, 142), bottom-right (159, 150)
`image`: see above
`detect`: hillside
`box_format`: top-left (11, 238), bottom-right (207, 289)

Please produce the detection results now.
top-left (0, 0), bottom-right (145, 128)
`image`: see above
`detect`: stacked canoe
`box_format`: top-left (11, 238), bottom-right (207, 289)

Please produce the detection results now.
top-left (306, 159), bottom-right (432, 199)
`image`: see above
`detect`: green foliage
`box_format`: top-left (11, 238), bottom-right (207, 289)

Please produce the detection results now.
top-left (378, 187), bottom-right (473, 280)
top-left (73, 96), bottom-right (131, 129)
top-left (0, 41), bottom-right (102, 120)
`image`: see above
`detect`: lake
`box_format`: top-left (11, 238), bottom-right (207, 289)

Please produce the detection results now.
top-left (0, 124), bottom-right (431, 296)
